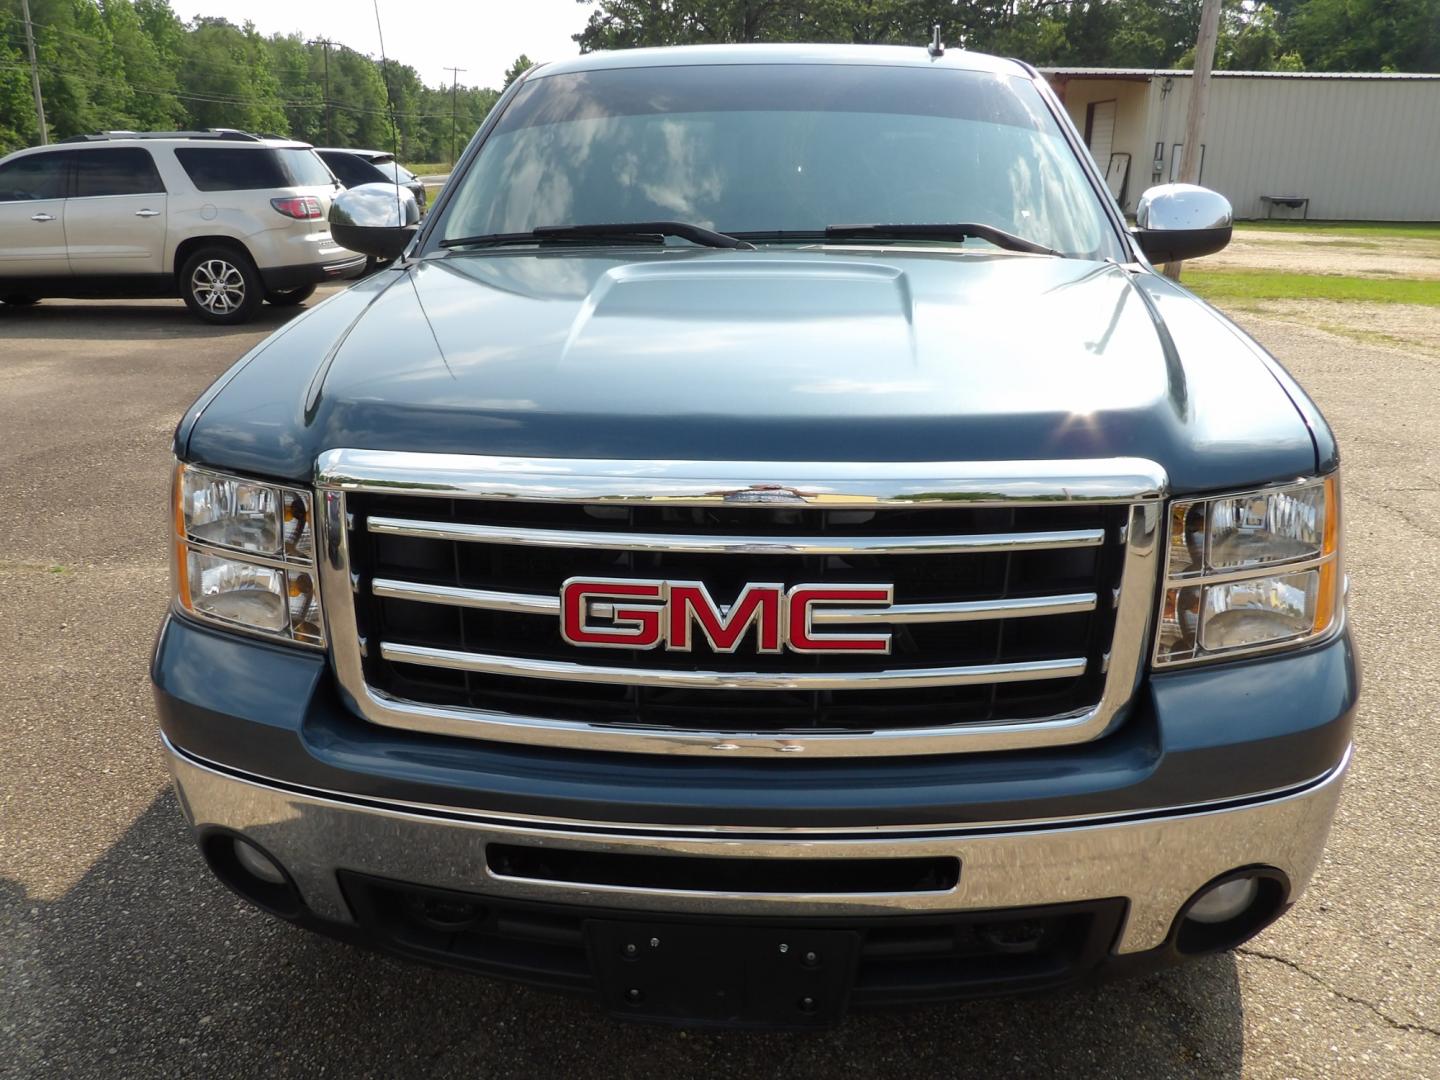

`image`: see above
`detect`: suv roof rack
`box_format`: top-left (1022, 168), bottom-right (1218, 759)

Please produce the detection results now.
top-left (59, 129), bottom-right (265, 143)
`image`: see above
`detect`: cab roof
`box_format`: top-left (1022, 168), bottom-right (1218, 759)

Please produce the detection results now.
top-left (534, 43), bottom-right (1033, 80)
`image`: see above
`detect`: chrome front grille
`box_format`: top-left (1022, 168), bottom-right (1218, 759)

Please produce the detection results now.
top-left (316, 451), bottom-right (1165, 757)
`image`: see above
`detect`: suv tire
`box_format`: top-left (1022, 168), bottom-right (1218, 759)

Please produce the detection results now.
top-left (1, 294), bottom-right (40, 306)
top-left (180, 246), bottom-right (263, 324)
top-left (264, 284), bottom-right (317, 307)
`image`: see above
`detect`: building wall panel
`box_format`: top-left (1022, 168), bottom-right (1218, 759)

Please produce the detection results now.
top-left (1050, 72), bottom-right (1440, 221)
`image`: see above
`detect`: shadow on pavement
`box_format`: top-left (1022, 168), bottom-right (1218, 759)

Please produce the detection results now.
top-left (3, 790), bottom-right (1246, 1079)
top-left (0, 299), bottom-right (315, 341)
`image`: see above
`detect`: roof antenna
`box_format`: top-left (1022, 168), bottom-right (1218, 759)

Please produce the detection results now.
top-left (928, 24), bottom-right (945, 57)
top-left (372, 0), bottom-right (405, 244)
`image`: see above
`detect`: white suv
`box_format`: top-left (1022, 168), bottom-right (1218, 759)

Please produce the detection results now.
top-left (0, 131), bottom-right (365, 323)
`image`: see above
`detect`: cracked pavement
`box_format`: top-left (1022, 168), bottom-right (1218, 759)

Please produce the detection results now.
top-left (1, 287), bottom-right (1437, 1078)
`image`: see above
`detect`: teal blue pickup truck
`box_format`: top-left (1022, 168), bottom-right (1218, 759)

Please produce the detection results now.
top-left (153, 43), bottom-right (1356, 1028)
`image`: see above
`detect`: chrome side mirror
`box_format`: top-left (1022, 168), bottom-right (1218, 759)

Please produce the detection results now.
top-left (1132, 183), bottom-right (1233, 263)
top-left (330, 183), bottom-right (420, 260)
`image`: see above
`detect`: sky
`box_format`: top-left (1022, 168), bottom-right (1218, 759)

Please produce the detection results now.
top-left (178, 0), bottom-right (586, 90)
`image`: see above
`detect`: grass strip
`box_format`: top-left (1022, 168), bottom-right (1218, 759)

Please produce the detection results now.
top-left (1235, 220), bottom-right (1440, 241)
top-left (1184, 270), bottom-right (1440, 307)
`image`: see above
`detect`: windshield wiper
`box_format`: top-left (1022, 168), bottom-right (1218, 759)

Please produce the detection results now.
top-left (442, 221), bottom-right (754, 250)
top-left (823, 223), bottom-right (1060, 257)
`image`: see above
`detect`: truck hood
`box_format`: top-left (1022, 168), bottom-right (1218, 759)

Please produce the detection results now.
top-left (183, 248), bottom-right (1321, 493)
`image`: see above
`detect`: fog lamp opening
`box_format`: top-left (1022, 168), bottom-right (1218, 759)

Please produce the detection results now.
top-left (200, 830), bottom-right (303, 918)
top-left (1175, 868), bottom-right (1289, 955)
top-left (233, 837), bottom-right (287, 885)
top-left (1187, 876), bottom-right (1260, 924)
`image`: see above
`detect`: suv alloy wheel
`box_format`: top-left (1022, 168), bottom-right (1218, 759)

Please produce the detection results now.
top-left (181, 246), bottom-right (263, 324)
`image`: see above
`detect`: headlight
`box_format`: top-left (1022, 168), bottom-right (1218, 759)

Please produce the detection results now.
top-left (172, 464), bottom-right (324, 646)
top-left (1155, 475), bottom-right (1340, 666)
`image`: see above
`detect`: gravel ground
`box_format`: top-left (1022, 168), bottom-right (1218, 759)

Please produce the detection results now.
top-left (1228, 299), bottom-right (1440, 360)
top-left (1199, 229), bottom-right (1440, 279)
top-left (1, 283), bottom-right (1437, 1079)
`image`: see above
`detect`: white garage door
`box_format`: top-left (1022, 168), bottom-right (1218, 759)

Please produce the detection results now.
top-left (1086, 100), bottom-right (1116, 171)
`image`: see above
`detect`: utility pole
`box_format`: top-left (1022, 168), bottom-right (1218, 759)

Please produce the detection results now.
top-left (1165, 0), bottom-right (1222, 281)
top-left (20, 0), bottom-right (47, 145)
top-left (309, 38), bottom-right (335, 145)
top-left (444, 66), bottom-right (466, 168)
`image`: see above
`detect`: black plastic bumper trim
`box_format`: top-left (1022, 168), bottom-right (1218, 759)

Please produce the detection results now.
top-left (259, 256), bottom-right (365, 291)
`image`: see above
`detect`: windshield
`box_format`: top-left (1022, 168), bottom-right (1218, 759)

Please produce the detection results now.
top-left (438, 63), bottom-right (1120, 259)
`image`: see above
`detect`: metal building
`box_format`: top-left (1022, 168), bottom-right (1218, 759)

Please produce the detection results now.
top-left (1043, 68), bottom-right (1440, 221)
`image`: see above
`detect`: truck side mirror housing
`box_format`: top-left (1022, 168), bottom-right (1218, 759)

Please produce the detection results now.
top-left (1131, 184), bottom-right (1233, 264)
top-left (330, 183), bottom-right (420, 261)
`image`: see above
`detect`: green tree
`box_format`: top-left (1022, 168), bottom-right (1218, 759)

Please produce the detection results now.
top-left (176, 17), bottom-right (288, 134)
top-left (103, 0), bottom-right (186, 128)
top-left (569, 0), bottom-right (1440, 72)
top-left (573, 0), bottom-right (837, 49)
top-left (0, 7), bottom-right (37, 151)
top-left (19, 0), bottom-right (130, 138)
top-left (265, 35), bottom-right (319, 143)
top-left (377, 59), bottom-right (427, 159)
top-left (1286, 0), bottom-right (1440, 71)
top-left (325, 44), bottom-right (391, 147)
top-left (0, 0), bottom-right (511, 153)
top-left (503, 52), bottom-right (535, 86)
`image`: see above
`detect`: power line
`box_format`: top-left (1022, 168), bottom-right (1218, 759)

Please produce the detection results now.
top-left (444, 65), bottom-right (466, 167)
top-left (308, 37), bottom-right (335, 144)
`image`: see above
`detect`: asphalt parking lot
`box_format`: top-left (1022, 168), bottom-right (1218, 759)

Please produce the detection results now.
top-left (1, 281), bottom-right (1437, 1079)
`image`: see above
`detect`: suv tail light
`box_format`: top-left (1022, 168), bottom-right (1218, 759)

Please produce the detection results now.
top-left (270, 196), bottom-right (323, 220)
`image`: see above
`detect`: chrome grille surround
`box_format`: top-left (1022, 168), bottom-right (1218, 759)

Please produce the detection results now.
top-left (315, 450), bottom-right (1166, 757)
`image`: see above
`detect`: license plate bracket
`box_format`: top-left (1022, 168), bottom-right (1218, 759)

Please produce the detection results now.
top-left (585, 919), bottom-right (859, 1028)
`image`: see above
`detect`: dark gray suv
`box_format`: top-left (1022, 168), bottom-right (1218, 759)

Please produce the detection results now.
top-left (316, 147), bottom-right (426, 212)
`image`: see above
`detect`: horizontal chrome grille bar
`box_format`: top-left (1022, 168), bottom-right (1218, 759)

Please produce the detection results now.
top-left (379, 642), bottom-right (1087, 691)
top-left (367, 516), bottom-right (1105, 556)
top-left (372, 579), bottom-right (561, 616)
top-left (371, 578), bottom-right (1098, 625)
top-left (812, 593), bottom-right (1098, 624)
top-left (317, 449), bottom-right (1168, 507)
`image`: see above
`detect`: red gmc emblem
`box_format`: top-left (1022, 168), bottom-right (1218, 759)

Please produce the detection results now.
top-left (560, 577), bottom-right (894, 655)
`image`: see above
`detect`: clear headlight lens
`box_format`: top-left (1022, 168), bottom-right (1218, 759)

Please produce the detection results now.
top-left (172, 464), bottom-right (324, 646)
top-left (187, 550), bottom-right (287, 631)
top-left (181, 468), bottom-right (281, 554)
top-left (1201, 570), bottom-right (1319, 650)
top-left (1156, 476), bottom-right (1340, 666)
top-left (1206, 484), bottom-right (1326, 571)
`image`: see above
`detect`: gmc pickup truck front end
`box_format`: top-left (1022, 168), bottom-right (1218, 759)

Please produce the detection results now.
top-left (152, 45), bottom-right (1358, 1028)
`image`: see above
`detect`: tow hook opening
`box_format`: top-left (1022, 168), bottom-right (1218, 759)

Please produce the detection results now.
top-left (404, 894), bottom-right (488, 933)
top-left (1175, 867), bottom-right (1290, 955)
top-left (200, 829), bottom-right (304, 919)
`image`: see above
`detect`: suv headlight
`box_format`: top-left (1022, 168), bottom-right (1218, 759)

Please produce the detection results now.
top-left (1155, 475), bottom-right (1341, 666)
top-left (171, 464), bottom-right (324, 646)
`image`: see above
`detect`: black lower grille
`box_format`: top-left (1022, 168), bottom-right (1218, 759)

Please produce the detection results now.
top-left (344, 494), bottom-right (1129, 733)
top-left (337, 871), bottom-right (1128, 1013)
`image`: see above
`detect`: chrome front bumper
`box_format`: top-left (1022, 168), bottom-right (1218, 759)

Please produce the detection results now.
top-left (164, 739), bottom-right (1349, 955)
